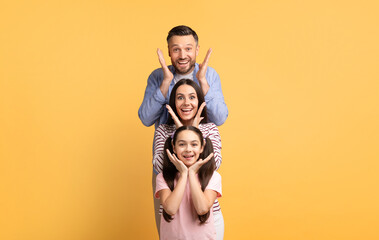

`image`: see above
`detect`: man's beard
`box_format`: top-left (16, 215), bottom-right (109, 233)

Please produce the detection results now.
top-left (173, 60), bottom-right (196, 75)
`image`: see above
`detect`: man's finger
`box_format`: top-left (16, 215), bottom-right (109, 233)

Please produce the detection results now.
top-left (157, 48), bottom-right (167, 67)
top-left (202, 48), bottom-right (212, 66)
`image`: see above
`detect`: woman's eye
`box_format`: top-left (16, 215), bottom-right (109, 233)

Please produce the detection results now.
top-left (177, 96), bottom-right (183, 100)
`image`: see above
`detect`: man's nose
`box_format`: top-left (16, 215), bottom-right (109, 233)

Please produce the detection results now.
top-left (179, 50), bottom-right (185, 59)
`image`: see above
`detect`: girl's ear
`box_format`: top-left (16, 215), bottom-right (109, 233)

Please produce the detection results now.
top-left (200, 139), bottom-right (206, 153)
top-left (172, 139), bottom-right (176, 153)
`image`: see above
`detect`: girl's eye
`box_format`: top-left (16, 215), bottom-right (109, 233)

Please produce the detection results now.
top-left (192, 144), bottom-right (198, 147)
top-left (190, 96), bottom-right (196, 100)
top-left (177, 96), bottom-right (183, 100)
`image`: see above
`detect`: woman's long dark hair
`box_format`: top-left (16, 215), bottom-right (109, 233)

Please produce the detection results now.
top-left (166, 79), bottom-right (208, 125)
top-left (162, 126), bottom-right (215, 223)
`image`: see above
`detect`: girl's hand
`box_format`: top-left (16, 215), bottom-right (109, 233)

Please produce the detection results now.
top-left (157, 48), bottom-right (174, 82)
top-left (192, 102), bottom-right (206, 128)
top-left (166, 149), bottom-right (188, 174)
top-left (166, 104), bottom-right (183, 129)
top-left (188, 153), bottom-right (214, 174)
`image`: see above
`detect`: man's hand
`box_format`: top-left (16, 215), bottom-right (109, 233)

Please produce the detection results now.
top-left (196, 48), bottom-right (212, 95)
top-left (158, 48), bottom-right (173, 98)
top-left (166, 104), bottom-right (183, 129)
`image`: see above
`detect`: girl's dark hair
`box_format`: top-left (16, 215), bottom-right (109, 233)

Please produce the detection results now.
top-left (166, 79), bottom-right (208, 125)
top-left (162, 126), bottom-right (215, 223)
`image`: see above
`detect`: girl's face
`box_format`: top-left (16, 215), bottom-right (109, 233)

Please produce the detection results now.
top-left (175, 84), bottom-right (199, 125)
top-left (173, 130), bottom-right (204, 167)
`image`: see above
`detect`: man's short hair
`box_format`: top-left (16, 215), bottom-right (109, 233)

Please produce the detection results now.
top-left (167, 25), bottom-right (199, 44)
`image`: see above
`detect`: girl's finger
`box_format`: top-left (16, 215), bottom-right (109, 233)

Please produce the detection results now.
top-left (202, 152), bottom-right (214, 164)
top-left (166, 149), bottom-right (175, 161)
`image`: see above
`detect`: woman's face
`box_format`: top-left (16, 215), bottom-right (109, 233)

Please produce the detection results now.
top-left (175, 84), bottom-right (199, 125)
top-left (173, 130), bottom-right (204, 167)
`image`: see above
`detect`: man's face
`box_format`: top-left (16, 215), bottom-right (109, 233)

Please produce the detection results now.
top-left (168, 35), bottom-right (199, 75)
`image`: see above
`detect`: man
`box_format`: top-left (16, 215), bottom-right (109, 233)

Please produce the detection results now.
top-left (138, 25), bottom-right (228, 128)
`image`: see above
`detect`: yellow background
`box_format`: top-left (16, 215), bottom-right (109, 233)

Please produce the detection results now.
top-left (1, 0), bottom-right (378, 239)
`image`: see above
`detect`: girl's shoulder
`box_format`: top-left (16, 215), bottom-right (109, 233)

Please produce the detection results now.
top-left (211, 171), bottom-right (221, 179)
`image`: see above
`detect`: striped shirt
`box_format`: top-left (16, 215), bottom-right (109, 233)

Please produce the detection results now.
top-left (153, 123), bottom-right (222, 213)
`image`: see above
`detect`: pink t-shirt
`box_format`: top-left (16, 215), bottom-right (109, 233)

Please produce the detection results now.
top-left (155, 171), bottom-right (222, 240)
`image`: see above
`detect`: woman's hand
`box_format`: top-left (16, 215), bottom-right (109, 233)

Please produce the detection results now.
top-left (166, 105), bottom-right (183, 129)
top-left (166, 149), bottom-right (188, 175)
top-left (192, 102), bottom-right (206, 128)
top-left (188, 153), bottom-right (214, 174)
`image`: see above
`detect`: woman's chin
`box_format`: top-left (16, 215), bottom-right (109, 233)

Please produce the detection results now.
top-left (179, 116), bottom-right (195, 123)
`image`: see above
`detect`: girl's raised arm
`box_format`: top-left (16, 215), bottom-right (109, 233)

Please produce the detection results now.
top-left (188, 153), bottom-right (218, 215)
top-left (158, 150), bottom-right (188, 216)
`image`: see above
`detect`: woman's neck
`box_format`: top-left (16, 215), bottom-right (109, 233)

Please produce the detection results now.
top-left (182, 119), bottom-right (194, 126)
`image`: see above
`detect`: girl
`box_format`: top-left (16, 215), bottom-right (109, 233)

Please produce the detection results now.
top-left (155, 126), bottom-right (222, 240)
top-left (153, 79), bottom-right (224, 239)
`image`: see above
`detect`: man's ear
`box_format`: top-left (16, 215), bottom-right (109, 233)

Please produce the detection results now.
top-left (196, 45), bottom-right (200, 56)
top-left (168, 46), bottom-right (171, 57)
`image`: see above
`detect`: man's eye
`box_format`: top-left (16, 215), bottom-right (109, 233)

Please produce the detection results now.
top-left (186, 48), bottom-right (192, 51)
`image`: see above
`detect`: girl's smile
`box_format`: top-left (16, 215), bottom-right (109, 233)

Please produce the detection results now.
top-left (173, 130), bottom-right (204, 167)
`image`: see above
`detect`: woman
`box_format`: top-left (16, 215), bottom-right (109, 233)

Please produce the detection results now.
top-left (152, 79), bottom-right (224, 239)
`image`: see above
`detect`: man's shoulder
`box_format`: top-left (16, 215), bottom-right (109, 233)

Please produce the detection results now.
top-left (150, 67), bottom-right (163, 76)
top-left (150, 65), bottom-right (175, 76)
top-left (205, 65), bottom-right (219, 79)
